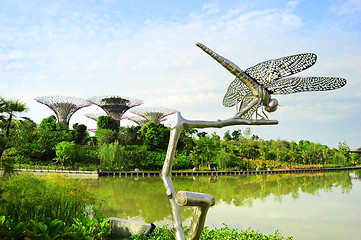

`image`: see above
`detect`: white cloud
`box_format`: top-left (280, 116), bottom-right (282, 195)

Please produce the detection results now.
top-left (333, 0), bottom-right (361, 16)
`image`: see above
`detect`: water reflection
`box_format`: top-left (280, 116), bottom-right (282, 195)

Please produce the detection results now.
top-left (89, 170), bottom-right (358, 223)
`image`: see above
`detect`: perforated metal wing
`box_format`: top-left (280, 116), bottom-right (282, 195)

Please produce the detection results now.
top-left (223, 78), bottom-right (256, 119)
top-left (267, 77), bottom-right (347, 94)
top-left (245, 53), bottom-right (317, 87)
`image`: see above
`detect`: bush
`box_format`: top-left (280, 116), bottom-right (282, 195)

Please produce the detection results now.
top-left (129, 224), bottom-right (293, 239)
top-left (95, 129), bottom-right (118, 145)
top-left (55, 141), bottom-right (77, 166)
top-left (0, 215), bottom-right (111, 240)
top-left (0, 174), bottom-right (103, 225)
top-left (99, 141), bottom-right (126, 170)
top-left (173, 154), bottom-right (193, 170)
top-left (97, 115), bottom-right (119, 132)
top-left (140, 122), bottom-right (170, 151)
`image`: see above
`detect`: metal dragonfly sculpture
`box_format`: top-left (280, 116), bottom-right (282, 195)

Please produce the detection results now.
top-left (196, 42), bottom-right (347, 120)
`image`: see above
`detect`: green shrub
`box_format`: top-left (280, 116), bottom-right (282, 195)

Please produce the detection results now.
top-left (55, 141), bottom-right (77, 166)
top-left (96, 129), bottom-right (118, 145)
top-left (129, 224), bottom-right (293, 239)
top-left (0, 215), bottom-right (111, 240)
top-left (173, 154), bottom-right (193, 170)
top-left (99, 141), bottom-right (126, 170)
top-left (0, 174), bottom-right (103, 225)
top-left (143, 151), bottom-right (166, 170)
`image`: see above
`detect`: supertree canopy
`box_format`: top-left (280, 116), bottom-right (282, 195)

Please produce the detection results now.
top-left (88, 95), bottom-right (143, 122)
top-left (34, 96), bottom-right (91, 126)
top-left (127, 106), bottom-right (177, 127)
top-left (123, 115), bottom-right (150, 127)
top-left (84, 112), bottom-right (106, 122)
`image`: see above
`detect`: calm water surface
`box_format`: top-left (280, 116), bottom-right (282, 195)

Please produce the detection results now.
top-left (88, 170), bottom-right (361, 239)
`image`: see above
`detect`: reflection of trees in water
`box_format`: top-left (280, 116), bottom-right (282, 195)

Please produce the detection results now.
top-left (89, 170), bottom-right (359, 223)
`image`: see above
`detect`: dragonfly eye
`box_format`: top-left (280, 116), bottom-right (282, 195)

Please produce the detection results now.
top-left (265, 98), bottom-right (278, 112)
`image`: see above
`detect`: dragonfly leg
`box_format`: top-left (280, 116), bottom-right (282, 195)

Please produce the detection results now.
top-left (260, 107), bottom-right (269, 120)
top-left (235, 98), bottom-right (259, 119)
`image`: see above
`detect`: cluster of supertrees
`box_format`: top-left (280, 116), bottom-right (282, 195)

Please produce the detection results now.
top-left (34, 95), bottom-right (177, 128)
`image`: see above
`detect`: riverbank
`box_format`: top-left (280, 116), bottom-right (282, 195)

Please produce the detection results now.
top-left (14, 164), bottom-right (361, 177)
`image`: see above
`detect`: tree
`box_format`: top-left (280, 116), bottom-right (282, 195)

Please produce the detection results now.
top-left (118, 125), bottom-right (141, 146)
top-left (55, 141), bottom-right (77, 166)
top-left (243, 127), bottom-right (252, 139)
top-left (72, 123), bottom-right (89, 145)
top-left (231, 130), bottom-right (242, 140)
top-left (0, 136), bottom-right (14, 176)
top-left (97, 115), bottom-right (120, 132)
top-left (0, 98), bottom-right (28, 138)
top-left (223, 130), bottom-right (232, 141)
top-left (34, 116), bottom-right (72, 161)
top-left (96, 116), bottom-right (119, 145)
top-left (177, 128), bottom-right (197, 154)
top-left (140, 122), bottom-right (170, 151)
top-left (197, 131), bottom-right (208, 138)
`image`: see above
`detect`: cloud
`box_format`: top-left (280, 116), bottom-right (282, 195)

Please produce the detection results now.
top-left (332, 0), bottom-right (361, 16)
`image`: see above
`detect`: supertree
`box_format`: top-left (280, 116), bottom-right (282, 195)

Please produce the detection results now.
top-left (88, 95), bottom-right (143, 123)
top-left (123, 115), bottom-right (149, 127)
top-left (34, 96), bottom-right (91, 126)
top-left (126, 106), bottom-right (177, 127)
top-left (84, 112), bottom-right (106, 122)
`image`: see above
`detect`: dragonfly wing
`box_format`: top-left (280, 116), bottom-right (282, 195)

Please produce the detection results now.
top-left (223, 78), bottom-right (257, 119)
top-left (239, 98), bottom-right (257, 119)
top-left (267, 77), bottom-right (347, 95)
top-left (223, 78), bottom-right (252, 107)
top-left (245, 53), bottom-right (317, 87)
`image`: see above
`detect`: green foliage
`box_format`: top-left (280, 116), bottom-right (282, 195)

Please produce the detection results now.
top-left (231, 129), bottom-right (242, 141)
top-left (72, 214), bottom-right (111, 239)
top-left (0, 174), bottom-right (103, 225)
top-left (223, 130), bottom-right (232, 141)
top-left (177, 128), bottom-right (196, 154)
top-left (129, 224), bottom-right (293, 239)
top-left (11, 115), bottom-right (72, 163)
top-left (72, 123), bottom-right (89, 145)
top-left (0, 97), bottom-right (28, 138)
top-left (173, 154), bottom-right (194, 170)
top-left (99, 141), bottom-right (126, 170)
top-left (97, 115), bottom-right (119, 132)
top-left (55, 141), bottom-right (77, 166)
top-left (118, 125), bottom-right (141, 145)
top-left (0, 136), bottom-right (14, 177)
top-left (143, 151), bottom-right (166, 170)
top-left (0, 215), bottom-right (111, 240)
top-left (95, 129), bottom-right (118, 145)
top-left (190, 136), bottom-right (217, 167)
top-left (140, 122), bottom-right (170, 151)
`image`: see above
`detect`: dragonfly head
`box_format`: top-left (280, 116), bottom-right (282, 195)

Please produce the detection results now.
top-left (265, 98), bottom-right (278, 112)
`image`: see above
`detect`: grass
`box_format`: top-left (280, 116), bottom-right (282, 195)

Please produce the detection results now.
top-left (0, 174), bottom-right (104, 225)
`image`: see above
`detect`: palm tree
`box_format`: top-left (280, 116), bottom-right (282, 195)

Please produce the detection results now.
top-left (0, 98), bottom-right (28, 138)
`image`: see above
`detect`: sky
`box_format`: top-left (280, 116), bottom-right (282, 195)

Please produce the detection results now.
top-left (0, 0), bottom-right (360, 149)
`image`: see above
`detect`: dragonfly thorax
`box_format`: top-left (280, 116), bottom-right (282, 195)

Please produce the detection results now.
top-left (258, 86), bottom-right (278, 113)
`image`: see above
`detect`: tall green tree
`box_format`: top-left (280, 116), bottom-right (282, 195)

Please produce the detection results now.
top-left (140, 122), bottom-right (170, 151)
top-left (97, 115), bottom-right (119, 132)
top-left (0, 98), bottom-right (28, 138)
top-left (72, 123), bottom-right (89, 145)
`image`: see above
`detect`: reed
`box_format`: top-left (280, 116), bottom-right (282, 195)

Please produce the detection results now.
top-left (0, 174), bottom-right (103, 224)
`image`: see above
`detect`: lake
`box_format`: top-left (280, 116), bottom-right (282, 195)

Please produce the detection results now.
top-left (88, 169), bottom-right (361, 239)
